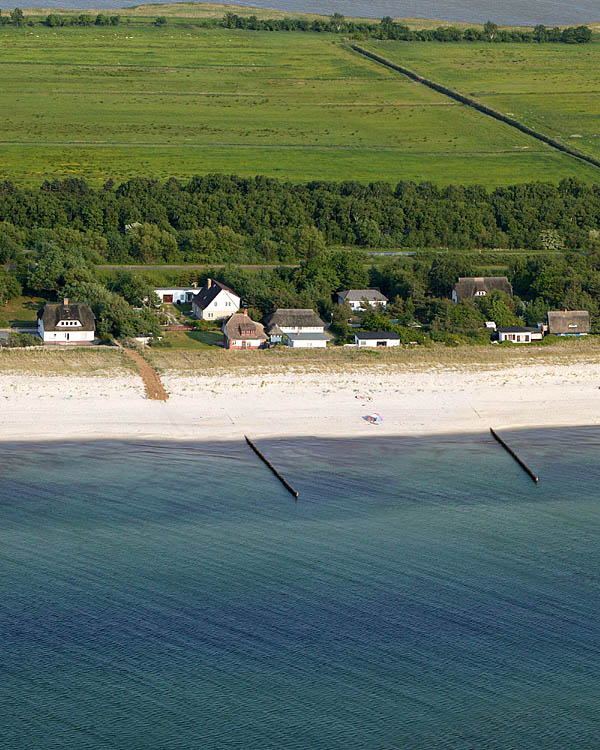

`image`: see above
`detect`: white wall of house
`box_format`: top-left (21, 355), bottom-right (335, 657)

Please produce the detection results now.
top-left (341, 297), bottom-right (387, 311)
top-left (286, 338), bottom-right (327, 348)
top-left (193, 290), bottom-right (240, 320)
top-left (279, 324), bottom-right (324, 333)
top-left (154, 288), bottom-right (198, 304)
top-left (498, 330), bottom-right (542, 343)
top-left (38, 318), bottom-right (94, 343)
top-left (355, 336), bottom-right (400, 348)
top-left (226, 338), bottom-right (262, 349)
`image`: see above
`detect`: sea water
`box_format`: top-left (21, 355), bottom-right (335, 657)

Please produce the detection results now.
top-left (4, 0), bottom-right (598, 25)
top-left (1, 430), bottom-right (600, 749)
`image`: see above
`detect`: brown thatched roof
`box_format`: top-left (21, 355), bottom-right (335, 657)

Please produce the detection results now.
top-left (453, 277), bottom-right (512, 300)
top-left (547, 310), bottom-right (590, 335)
top-left (38, 301), bottom-right (95, 332)
top-left (264, 308), bottom-right (324, 329)
top-left (223, 312), bottom-right (267, 341)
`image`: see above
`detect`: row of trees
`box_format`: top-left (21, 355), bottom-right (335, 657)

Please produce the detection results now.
top-left (221, 14), bottom-right (593, 44)
top-left (0, 8), bottom-right (120, 26)
top-left (1, 176), bottom-right (600, 265)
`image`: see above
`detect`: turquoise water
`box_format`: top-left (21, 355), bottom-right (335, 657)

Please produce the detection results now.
top-left (2, 431), bottom-right (600, 749)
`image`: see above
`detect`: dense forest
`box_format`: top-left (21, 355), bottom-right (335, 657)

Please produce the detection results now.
top-left (2, 176), bottom-right (600, 266)
top-left (2, 175), bottom-right (600, 343)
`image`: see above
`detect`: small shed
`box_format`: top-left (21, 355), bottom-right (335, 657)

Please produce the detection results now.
top-left (547, 310), bottom-right (590, 336)
top-left (355, 331), bottom-right (401, 348)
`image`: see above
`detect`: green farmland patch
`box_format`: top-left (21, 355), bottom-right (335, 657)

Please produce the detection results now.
top-left (0, 26), bottom-right (599, 186)
top-left (363, 39), bottom-right (600, 166)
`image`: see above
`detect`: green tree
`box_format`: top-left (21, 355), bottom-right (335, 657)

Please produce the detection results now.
top-left (10, 7), bottom-right (24, 26)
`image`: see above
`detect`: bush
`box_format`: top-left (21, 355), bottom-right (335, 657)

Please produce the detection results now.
top-left (8, 332), bottom-right (40, 347)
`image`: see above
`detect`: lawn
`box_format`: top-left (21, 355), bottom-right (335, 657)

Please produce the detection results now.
top-left (362, 39), bottom-right (600, 167)
top-left (0, 296), bottom-right (44, 328)
top-left (0, 25), bottom-right (598, 186)
top-left (155, 330), bottom-right (223, 349)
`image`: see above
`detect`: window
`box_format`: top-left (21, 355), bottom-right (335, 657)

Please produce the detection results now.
top-left (475, 290), bottom-right (487, 297)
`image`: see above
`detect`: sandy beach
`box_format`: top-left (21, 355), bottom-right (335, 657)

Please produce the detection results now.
top-left (2, 358), bottom-right (600, 442)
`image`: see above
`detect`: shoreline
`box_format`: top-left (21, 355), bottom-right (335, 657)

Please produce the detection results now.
top-left (3, 358), bottom-right (600, 443)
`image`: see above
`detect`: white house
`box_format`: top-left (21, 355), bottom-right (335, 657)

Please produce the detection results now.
top-left (38, 299), bottom-right (95, 344)
top-left (355, 331), bottom-right (400, 348)
top-left (337, 289), bottom-right (388, 310)
top-left (497, 326), bottom-right (543, 343)
top-left (264, 308), bottom-right (328, 348)
top-left (154, 287), bottom-right (199, 304)
top-left (192, 278), bottom-right (241, 321)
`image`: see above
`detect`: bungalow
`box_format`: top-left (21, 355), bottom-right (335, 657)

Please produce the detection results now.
top-left (337, 289), bottom-right (388, 310)
top-left (222, 310), bottom-right (267, 350)
top-left (452, 276), bottom-right (513, 303)
top-left (38, 298), bottom-right (95, 344)
top-left (547, 310), bottom-right (590, 336)
top-left (154, 287), bottom-right (199, 305)
top-left (497, 326), bottom-right (543, 344)
top-left (355, 331), bottom-right (401, 348)
top-left (264, 308), bottom-right (328, 348)
top-left (192, 278), bottom-right (240, 321)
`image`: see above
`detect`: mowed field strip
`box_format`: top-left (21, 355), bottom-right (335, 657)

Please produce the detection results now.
top-left (363, 40), bottom-right (600, 167)
top-left (1, 26), bottom-right (599, 185)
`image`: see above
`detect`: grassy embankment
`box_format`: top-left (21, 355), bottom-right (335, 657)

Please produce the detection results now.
top-left (362, 39), bottom-right (600, 168)
top-left (0, 346), bottom-right (137, 374)
top-left (1, 24), bottom-right (599, 186)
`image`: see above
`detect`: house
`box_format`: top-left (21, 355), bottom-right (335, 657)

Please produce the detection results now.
top-left (264, 308), bottom-right (328, 348)
top-left (497, 326), bottom-right (543, 343)
top-left (154, 287), bottom-right (199, 305)
top-left (222, 310), bottom-right (267, 350)
top-left (337, 289), bottom-right (388, 310)
top-left (452, 277), bottom-right (513, 303)
top-left (192, 278), bottom-right (240, 321)
top-left (37, 299), bottom-right (95, 344)
top-left (355, 331), bottom-right (401, 348)
top-left (547, 310), bottom-right (590, 336)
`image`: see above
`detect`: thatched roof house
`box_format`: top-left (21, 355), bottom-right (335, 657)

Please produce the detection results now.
top-left (337, 289), bottom-right (388, 309)
top-left (264, 308), bottom-right (325, 333)
top-left (547, 310), bottom-right (590, 336)
top-left (452, 277), bottom-right (513, 303)
top-left (37, 299), bottom-right (95, 343)
top-left (222, 310), bottom-right (267, 350)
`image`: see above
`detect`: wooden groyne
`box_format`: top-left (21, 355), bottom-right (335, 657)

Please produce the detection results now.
top-left (350, 44), bottom-right (600, 173)
top-left (490, 428), bottom-right (539, 484)
top-left (244, 435), bottom-right (299, 500)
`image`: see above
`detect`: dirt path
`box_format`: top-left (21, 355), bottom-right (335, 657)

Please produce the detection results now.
top-left (119, 346), bottom-right (169, 401)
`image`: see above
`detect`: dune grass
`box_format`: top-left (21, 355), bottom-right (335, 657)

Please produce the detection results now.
top-left (0, 347), bottom-right (137, 375)
top-left (0, 25), bottom-right (598, 186)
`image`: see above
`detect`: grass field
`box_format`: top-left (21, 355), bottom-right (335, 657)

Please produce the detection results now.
top-left (0, 297), bottom-right (44, 328)
top-left (1, 25), bottom-right (599, 186)
top-left (363, 39), bottom-right (600, 167)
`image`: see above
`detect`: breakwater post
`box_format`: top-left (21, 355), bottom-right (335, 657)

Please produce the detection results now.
top-left (490, 428), bottom-right (539, 484)
top-left (244, 435), bottom-right (299, 500)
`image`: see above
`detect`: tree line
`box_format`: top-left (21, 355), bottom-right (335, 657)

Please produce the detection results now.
top-left (0, 8), bottom-right (120, 26)
top-left (1, 176), bottom-right (600, 268)
top-left (220, 14), bottom-right (593, 44)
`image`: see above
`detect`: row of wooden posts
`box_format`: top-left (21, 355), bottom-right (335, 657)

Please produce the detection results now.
top-left (244, 428), bottom-right (539, 502)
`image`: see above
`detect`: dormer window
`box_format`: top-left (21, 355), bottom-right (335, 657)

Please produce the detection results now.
top-left (568, 323), bottom-right (578, 328)
top-left (474, 290), bottom-right (487, 297)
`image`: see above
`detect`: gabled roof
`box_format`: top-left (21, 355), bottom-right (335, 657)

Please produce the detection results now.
top-left (264, 308), bottom-right (325, 329)
top-left (192, 279), bottom-right (240, 310)
top-left (355, 331), bottom-right (401, 340)
top-left (38, 302), bottom-right (95, 332)
top-left (223, 312), bottom-right (267, 341)
top-left (453, 277), bottom-right (513, 299)
top-left (547, 310), bottom-right (590, 334)
top-left (497, 326), bottom-right (538, 333)
top-left (338, 289), bottom-right (388, 303)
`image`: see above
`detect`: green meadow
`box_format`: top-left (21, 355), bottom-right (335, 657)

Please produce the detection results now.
top-left (364, 39), bottom-right (600, 165)
top-left (0, 24), bottom-right (599, 185)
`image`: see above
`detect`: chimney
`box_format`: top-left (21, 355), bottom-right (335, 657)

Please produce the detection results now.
top-left (206, 278), bottom-right (212, 288)
top-left (63, 297), bottom-right (69, 307)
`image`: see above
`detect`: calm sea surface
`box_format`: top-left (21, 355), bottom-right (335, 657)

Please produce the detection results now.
top-left (2, 430), bottom-right (600, 749)
top-left (5, 0), bottom-right (599, 25)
